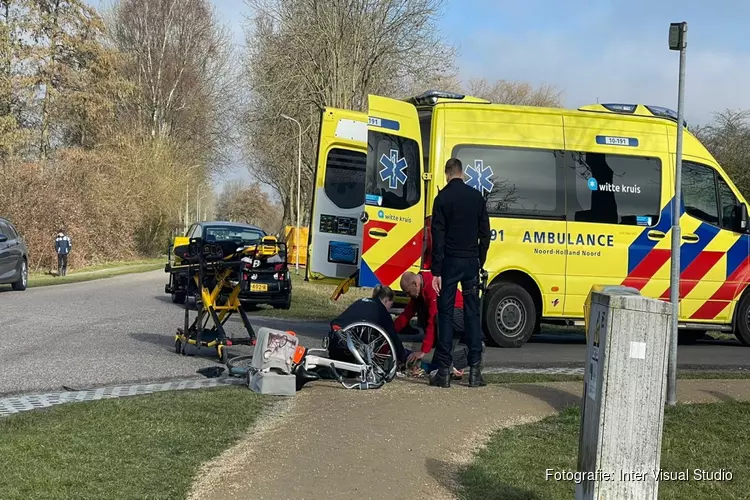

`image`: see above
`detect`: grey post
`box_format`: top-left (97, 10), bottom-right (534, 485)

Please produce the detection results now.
top-left (667, 21), bottom-right (687, 407)
top-left (576, 288), bottom-right (672, 500)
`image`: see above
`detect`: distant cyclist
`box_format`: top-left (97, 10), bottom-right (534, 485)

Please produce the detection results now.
top-left (55, 228), bottom-right (72, 276)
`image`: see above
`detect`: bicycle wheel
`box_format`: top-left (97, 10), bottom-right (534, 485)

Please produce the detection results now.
top-left (339, 322), bottom-right (398, 383)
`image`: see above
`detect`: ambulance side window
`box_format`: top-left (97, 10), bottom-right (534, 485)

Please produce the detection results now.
top-left (324, 148), bottom-right (366, 210)
top-left (717, 176), bottom-right (743, 232)
top-left (567, 152), bottom-right (661, 226)
top-left (682, 162), bottom-right (720, 226)
top-left (451, 145), bottom-right (565, 218)
top-left (365, 131), bottom-right (421, 210)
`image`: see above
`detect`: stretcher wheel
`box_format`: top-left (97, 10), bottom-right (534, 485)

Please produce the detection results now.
top-left (175, 337), bottom-right (182, 354)
top-left (217, 345), bottom-right (228, 364)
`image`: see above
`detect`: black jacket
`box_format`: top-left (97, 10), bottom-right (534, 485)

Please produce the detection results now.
top-left (329, 298), bottom-right (406, 362)
top-left (430, 178), bottom-right (491, 276)
top-left (331, 298), bottom-right (398, 340)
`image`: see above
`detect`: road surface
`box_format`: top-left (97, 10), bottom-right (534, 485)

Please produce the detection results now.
top-left (1, 270), bottom-right (747, 396)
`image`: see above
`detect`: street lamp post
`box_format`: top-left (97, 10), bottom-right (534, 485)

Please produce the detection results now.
top-left (197, 191), bottom-right (207, 223)
top-left (281, 113), bottom-right (302, 274)
top-left (184, 181), bottom-right (189, 234)
top-left (667, 21), bottom-right (687, 407)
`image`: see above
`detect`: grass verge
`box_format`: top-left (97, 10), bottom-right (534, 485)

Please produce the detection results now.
top-left (485, 371), bottom-right (750, 385)
top-left (0, 386), bottom-right (266, 500)
top-left (248, 272), bottom-right (369, 320)
top-left (460, 402), bottom-right (750, 500)
top-left (27, 258), bottom-right (164, 288)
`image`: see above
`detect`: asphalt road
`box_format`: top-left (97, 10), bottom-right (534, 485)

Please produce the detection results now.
top-left (1, 270), bottom-right (748, 396)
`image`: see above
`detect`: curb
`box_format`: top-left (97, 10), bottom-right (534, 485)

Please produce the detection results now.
top-left (3, 365), bottom-right (747, 418)
top-left (0, 377), bottom-right (243, 419)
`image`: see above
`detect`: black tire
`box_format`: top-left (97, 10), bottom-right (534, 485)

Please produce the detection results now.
top-left (734, 293), bottom-right (750, 346)
top-left (11, 259), bottom-right (28, 291)
top-left (174, 338), bottom-right (182, 354)
top-left (218, 345), bottom-right (228, 364)
top-left (172, 292), bottom-right (186, 304)
top-left (273, 295), bottom-right (292, 310)
top-left (483, 282), bottom-right (537, 348)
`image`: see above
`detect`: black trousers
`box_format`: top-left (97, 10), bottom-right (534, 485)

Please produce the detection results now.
top-left (435, 256), bottom-right (482, 370)
top-left (58, 254), bottom-right (69, 276)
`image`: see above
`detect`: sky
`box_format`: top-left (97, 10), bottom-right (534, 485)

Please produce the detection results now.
top-left (87, 0), bottom-right (750, 189)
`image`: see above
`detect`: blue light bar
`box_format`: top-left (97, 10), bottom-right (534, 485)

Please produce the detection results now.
top-left (409, 90), bottom-right (466, 106)
top-left (602, 103), bottom-right (637, 113)
top-left (644, 105), bottom-right (688, 128)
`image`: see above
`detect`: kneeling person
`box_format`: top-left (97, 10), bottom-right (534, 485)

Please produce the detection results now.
top-left (328, 285), bottom-right (408, 371)
top-left (395, 270), bottom-right (472, 377)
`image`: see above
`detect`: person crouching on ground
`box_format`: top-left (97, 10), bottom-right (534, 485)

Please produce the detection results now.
top-left (328, 284), bottom-right (409, 373)
top-left (395, 270), bottom-right (472, 379)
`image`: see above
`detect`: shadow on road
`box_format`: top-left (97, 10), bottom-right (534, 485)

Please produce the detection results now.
top-left (424, 458), bottom-right (465, 497)
top-left (701, 390), bottom-right (737, 402)
top-left (505, 383), bottom-right (581, 412)
top-left (153, 295), bottom-right (199, 311)
top-left (529, 333), bottom-right (586, 345)
top-left (129, 332), bottom-right (175, 352)
top-left (435, 453), bottom-right (554, 500)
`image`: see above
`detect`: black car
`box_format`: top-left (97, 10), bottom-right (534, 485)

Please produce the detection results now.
top-left (165, 221), bottom-right (292, 309)
top-left (0, 217), bottom-right (29, 291)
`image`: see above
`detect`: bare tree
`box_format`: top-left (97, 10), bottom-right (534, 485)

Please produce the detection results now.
top-left (242, 0), bottom-right (457, 226)
top-left (109, 0), bottom-right (239, 170)
top-left (215, 179), bottom-right (283, 232)
top-left (466, 78), bottom-right (564, 107)
top-left (693, 109), bottom-right (750, 200)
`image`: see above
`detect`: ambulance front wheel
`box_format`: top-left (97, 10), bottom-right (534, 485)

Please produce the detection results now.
top-left (734, 293), bottom-right (750, 346)
top-left (483, 282), bottom-right (537, 348)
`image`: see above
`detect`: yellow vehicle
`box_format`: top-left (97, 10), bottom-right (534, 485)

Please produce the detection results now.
top-left (307, 91), bottom-right (750, 348)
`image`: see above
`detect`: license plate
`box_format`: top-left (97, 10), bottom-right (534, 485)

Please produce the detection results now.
top-left (250, 283), bottom-right (268, 292)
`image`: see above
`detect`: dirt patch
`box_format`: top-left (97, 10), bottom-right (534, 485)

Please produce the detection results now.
top-left (187, 378), bottom-right (750, 500)
top-left (188, 379), bottom-right (572, 500)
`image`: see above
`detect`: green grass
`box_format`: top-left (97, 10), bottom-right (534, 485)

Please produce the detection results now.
top-left (248, 272), bottom-right (370, 320)
top-left (460, 402), bottom-right (750, 500)
top-left (0, 386), bottom-right (267, 500)
top-left (27, 258), bottom-right (164, 288)
top-left (485, 371), bottom-right (750, 385)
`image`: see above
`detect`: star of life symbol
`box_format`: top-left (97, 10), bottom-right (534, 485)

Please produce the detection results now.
top-left (464, 160), bottom-right (494, 195)
top-left (379, 149), bottom-right (408, 189)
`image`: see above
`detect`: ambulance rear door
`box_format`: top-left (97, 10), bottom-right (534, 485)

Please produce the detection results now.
top-left (361, 95), bottom-right (426, 288)
top-left (306, 107), bottom-right (368, 284)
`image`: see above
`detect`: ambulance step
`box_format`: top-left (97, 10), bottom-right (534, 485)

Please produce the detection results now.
top-left (679, 322), bottom-right (732, 332)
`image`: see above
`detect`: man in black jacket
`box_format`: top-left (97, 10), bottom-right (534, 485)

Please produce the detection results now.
top-left (430, 158), bottom-right (491, 388)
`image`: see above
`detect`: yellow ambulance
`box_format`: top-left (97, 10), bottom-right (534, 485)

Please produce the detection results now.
top-left (307, 91), bottom-right (750, 348)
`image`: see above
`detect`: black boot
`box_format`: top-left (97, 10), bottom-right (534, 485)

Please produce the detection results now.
top-left (468, 363), bottom-right (486, 387)
top-left (429, 368), bottom-right (451, 388)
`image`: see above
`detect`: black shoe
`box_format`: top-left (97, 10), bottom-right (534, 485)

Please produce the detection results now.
top-left (468, 364), bottom-right (486, 387)
top-left (429, 368), bottom-right (451, 388)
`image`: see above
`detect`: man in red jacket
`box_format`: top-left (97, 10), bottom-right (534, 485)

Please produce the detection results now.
top-left (394, 270), bottom-right (468, 376)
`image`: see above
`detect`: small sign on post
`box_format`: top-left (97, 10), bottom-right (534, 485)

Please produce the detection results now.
top-left (576, 287), bottom-right (672, 500)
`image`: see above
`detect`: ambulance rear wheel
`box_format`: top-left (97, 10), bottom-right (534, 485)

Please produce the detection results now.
top-left (484, 282), bottom-right (537, 348)
top-left (734, 293), bottom-right (750, 346)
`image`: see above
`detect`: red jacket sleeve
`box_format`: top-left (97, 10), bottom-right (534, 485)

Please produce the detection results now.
top-left (394, 298), bottom-right (417, 333)
top-left (420, 284), bottom-right (439, 354)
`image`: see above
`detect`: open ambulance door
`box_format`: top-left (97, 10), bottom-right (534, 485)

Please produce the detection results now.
top-left (306, 107), bottom-right (368, 286)
top-left (360, 95), bottom-right (426, 289)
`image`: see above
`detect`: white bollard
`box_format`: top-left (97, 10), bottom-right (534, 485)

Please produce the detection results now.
top-left (576, 288), bottom-right (671, 500)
